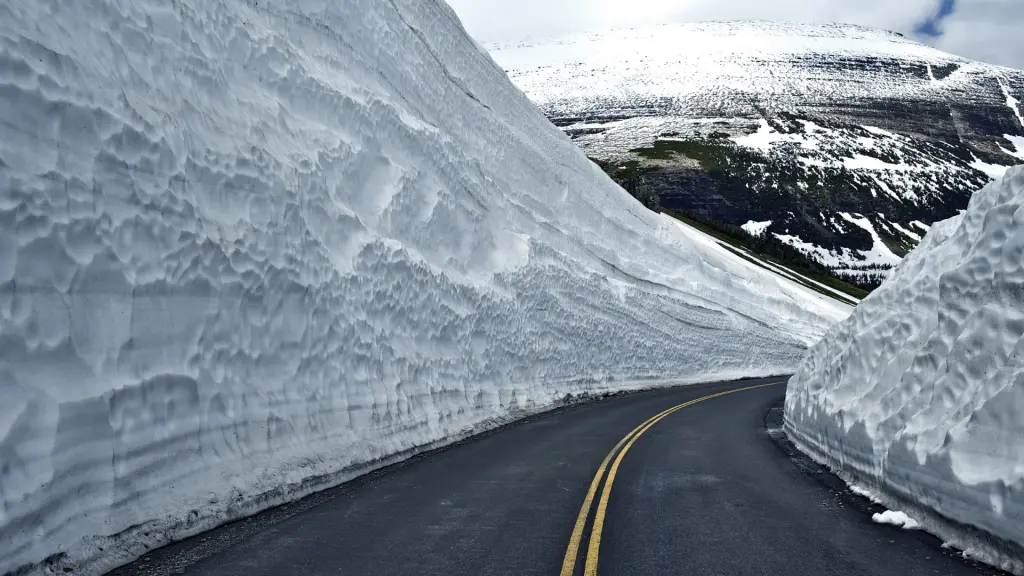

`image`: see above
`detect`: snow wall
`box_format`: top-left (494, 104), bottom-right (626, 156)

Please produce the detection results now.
top-left (786, 166), bottom-right (1024, 573)
top-left (0, 0), bottom-right (847, 574)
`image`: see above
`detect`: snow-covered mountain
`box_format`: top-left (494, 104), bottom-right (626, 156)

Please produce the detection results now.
top-left (0, 2), bottom-right (848, 575)
top-left (786, 166), bottom-right (1024, 574)
top-left (488, 22), bottom-right (1024, 285)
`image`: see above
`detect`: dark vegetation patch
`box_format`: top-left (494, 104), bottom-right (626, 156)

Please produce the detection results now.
top-left (550, 114), bottom-right (636, 127)
top-left (589, 157), bottom-right (653, 186)
top-left (589, 144), bottom-right (881, 295)
top-left (714, 243), bottom-right (860, 307)
top-left (661, 209), bottom-right (871, 301)
top-left (628, 138), bottom-right (742, 170)
top-left (583, 107), bottom-right (985, 296)
top-left (564, 127), bottom-right (609, 137)
top-left (929, 63), bottom-right (961, 81)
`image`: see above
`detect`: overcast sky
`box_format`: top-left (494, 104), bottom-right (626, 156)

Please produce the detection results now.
top-left (446, 0), bottom-right (1024, 69)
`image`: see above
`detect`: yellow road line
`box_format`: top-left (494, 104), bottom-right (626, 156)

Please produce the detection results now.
top-left (559, 402), bottom-right (690, 576)
top-left (561, 381), bottom-right (784, 576)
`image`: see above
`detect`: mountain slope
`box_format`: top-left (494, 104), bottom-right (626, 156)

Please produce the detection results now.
top-left (488, 22), bottom-right (1024, 287)
top-left (0, 2), bottom-right (848, 575)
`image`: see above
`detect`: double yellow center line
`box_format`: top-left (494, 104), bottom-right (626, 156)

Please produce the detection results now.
top-left (560, 381), bottom-right (783, 576)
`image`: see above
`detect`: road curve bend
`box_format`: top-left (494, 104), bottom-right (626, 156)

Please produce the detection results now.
top-left (109, 377), bottom-right (1003, 576)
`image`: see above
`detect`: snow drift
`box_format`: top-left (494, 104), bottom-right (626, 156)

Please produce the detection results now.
top-left (0, 1), bottom-right (847, 574)
top-left (786, 166), bottom-right (1024, 572)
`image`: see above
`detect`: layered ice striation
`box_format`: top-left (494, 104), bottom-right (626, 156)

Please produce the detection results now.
top-left (0, 1), bottom-right (847, 574)
top-left (786, 166), bottom-right (1024, 573)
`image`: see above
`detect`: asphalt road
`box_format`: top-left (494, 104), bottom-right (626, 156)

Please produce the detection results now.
top-left (112, 376), bottom-right (1005, 576)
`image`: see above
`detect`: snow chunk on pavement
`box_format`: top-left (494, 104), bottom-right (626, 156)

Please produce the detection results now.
top-left (872, 510), bottom-right (921, 530)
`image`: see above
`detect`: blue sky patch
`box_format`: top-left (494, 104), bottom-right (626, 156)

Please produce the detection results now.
top-left (915, 0), bottom-right (957, 37)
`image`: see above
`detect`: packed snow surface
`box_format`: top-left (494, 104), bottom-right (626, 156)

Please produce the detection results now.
top-left (786, 166), bottom-right (1024, 573)
top-left (0, 1), bottom-right (849, 574)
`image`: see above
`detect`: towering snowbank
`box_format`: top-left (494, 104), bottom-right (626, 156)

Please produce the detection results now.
top-left (0, 1), bottom-right (846, 574)
top-left (786, 166), bottom-right (1024, 572)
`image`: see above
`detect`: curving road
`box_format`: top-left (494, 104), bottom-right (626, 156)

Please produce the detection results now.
top-left (110, 376), bottom-right (1004, 576)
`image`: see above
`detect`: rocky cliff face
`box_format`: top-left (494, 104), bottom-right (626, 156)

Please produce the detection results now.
top-left (488, 22), bottom-right (1024, 286)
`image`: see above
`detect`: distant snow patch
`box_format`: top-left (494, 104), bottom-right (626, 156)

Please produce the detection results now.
top-left (862, 125), bottom-right (898, 138)
top-left (798, 157), bottom-right (832, 168)
top-left (742, 220), bottom-right (772, 236)
top-left (1001, 134), bottom-right (1024, 161)
top-left (971, 156), bottom-right (1011, 180)
top-left (998, 78), bottom-right (1024, 129)
top-left (837, 213), bottom-right (902, 266)
top-left (844, 154), bottom-right (919, 172)
top-left (889, 221), bottom-right (921, 241)
top-left (731, 119), bottom-right (800, 152)
top-left (871, 178), bottom-right (898, 200)
top-left (773, 233), bottom-right (845, 268)
top-left (797, 119), bottom-right (825, 133)
top-left (856, 136), bottom-right (878, 149)
top-left (566, 120), bottom-right (624, 130)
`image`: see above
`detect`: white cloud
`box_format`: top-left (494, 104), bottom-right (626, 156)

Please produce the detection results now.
top-left (932, 0), bottom-right (1024, 68)
top-left (445, 0), bottom-right (1024, 68)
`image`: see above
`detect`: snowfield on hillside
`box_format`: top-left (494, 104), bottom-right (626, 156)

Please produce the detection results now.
top-left (487, 22), bottom-right (1024, 277)
top-left (786, 166), bottom-right (1024, 574)
top-left (490, 22), bottom-right (974, 110)
top-left (0, 1), bottom-right (848, 574)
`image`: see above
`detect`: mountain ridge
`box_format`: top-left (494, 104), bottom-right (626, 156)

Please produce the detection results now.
top-left (490, 21), bottom-right (930, 51)
top-left (488, 21), bottom-right (1024, 287)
